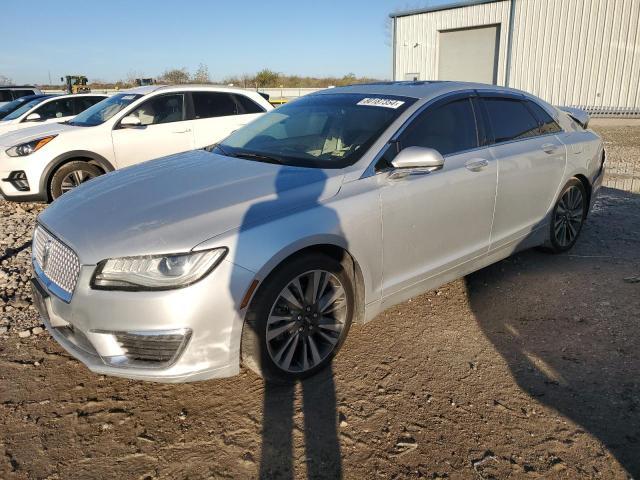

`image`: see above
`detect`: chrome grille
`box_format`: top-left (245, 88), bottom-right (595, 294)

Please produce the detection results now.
top-left (33, 226), bottom-right (80, 297)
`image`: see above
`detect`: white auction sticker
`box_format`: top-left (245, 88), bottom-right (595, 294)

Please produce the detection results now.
top-left (357, 98), bottom-right (405, 109)
top-left (121, 95), bottom-right (136, 100)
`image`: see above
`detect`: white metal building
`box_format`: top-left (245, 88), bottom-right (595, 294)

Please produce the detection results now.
top-left (390, 0), bottom-right (640, 113)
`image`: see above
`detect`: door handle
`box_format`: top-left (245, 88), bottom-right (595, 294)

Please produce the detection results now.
top-left (465, 158), bottom-right (489, 172)
top-left (541, 143), bottom-right (558, 154)
top-left (172, 128), bottom-right (192, 134)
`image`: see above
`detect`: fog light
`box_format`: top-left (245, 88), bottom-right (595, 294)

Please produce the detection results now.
top-left (89, 328), bottom-right (192, 368)
top-left (2, 171), bottom-right (30, 192)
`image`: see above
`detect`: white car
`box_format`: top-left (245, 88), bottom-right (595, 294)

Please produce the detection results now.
top-left (0, 85), bottom-right (272, 201)
top-left (0, 93), bottom-right (108, 136)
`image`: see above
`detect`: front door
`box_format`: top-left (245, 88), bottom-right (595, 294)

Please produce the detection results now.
top-left (112, 93), bottom-right (194, 168)
top-left (380, 96), bottom-right (497, 297)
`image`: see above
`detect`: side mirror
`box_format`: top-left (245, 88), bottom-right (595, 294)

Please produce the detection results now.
top-left (25, 112), bottom-right (42, 122)
top-left (390, 146), bottom-right (444, 178)
top-left (120, 115), bottom-right (142, 128)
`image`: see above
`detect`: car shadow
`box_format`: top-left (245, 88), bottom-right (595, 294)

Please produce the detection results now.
top-left (464, 187), bottom-right (640, 477)
top-left (229, 165), bottom-right (343, 479)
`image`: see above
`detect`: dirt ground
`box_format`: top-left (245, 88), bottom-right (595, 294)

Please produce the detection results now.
top-left (1, 124), bottom-right (639, 479)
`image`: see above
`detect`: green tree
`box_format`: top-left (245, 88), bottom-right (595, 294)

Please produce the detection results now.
top-left (254, 69), bottom-right (280, 88)
top-left (159, 67), bottom-right (190, 84)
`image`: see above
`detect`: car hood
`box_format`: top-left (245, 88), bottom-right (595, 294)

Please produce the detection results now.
top-left (39, 150), bottom-right (345, 264)
top-left (0, 122), bottom-right (81, 148)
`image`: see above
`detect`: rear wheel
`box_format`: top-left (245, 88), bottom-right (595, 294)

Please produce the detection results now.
top-left (49, 161), bottom-right (102, 200)
top-left (546, 179), bottom-right (587, 253)
top-left (241, 253), bottom-right (354, 383)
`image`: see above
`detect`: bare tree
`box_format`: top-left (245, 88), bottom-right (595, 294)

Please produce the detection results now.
top-left (0, 75), bottom-right (13, 86)
top-left (192, 63), bottom-right (210, 84)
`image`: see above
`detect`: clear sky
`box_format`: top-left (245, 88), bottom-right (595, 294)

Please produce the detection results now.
top-left (2, 0), bottom-right (455, 84)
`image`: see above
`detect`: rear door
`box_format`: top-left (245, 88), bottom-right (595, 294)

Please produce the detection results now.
top-left (380, 94), bottom-right (497, 297)
top-left (111, 93), bottom-right (194, 168)
top-left (189, 91), bottom-right (266, 148)
top-left (481, 94), bottom-right (566, 250)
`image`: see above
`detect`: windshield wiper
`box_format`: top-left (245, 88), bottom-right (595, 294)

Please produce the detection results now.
top-left (232, 151), bottom-right (284, 165)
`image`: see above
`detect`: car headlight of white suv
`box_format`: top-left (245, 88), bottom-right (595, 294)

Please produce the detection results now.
top-left (5, 135), bottom-right (57, 157)
top-left (91, 248), bottom-right (227, 290)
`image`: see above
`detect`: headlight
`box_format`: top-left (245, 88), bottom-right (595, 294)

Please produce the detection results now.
top-left (5, 135), bottom-right (57, 157)
top-left (91, 248), bottom-right (227, 290)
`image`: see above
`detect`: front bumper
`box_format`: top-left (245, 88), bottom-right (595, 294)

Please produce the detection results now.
top-left (0, 149), bottom-right (48, 201)
top-left (32, 258), bottom-right (255, 382)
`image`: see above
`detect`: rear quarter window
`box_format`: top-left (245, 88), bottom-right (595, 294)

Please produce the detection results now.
top-left (526, 100), bottom-right (563, 134)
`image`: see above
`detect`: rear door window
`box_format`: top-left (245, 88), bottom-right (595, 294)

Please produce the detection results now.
top-left (482, 98), bottom-right (540, 143)
top-left (72, 96), bottom-right (105, 114)
top-left (0, 90), bottom-right (13, 102)
top-left (192, 92), bottom-right (237, 119)
top-left (526, 100), bottom-right (563, 135)
top-left (32, 98), bottom-right (75, 120)
top-left (12, 90), bottom-right (36, 99)
top-left (400, 97), bottom-right (479, 156)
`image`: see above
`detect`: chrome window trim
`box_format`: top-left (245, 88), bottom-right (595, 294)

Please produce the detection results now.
top-left (362, 88), bottom-right (567, 178)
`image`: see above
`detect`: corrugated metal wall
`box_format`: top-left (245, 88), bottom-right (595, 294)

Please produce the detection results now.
top-left (393, 0), bottom-right (640, 110)
top-left (394, 1), bottom-right (511, 85)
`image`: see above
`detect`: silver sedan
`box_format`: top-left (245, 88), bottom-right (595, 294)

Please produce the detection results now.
top-left (31, 81), bottom-right (605, 383)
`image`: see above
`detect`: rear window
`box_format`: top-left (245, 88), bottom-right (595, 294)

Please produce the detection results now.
top-left (483, 98), bottom-right (540, 143)
top-left (234, 94), bottom-right (265, 114)
top-left (13, 89), bottom-right (35, 99)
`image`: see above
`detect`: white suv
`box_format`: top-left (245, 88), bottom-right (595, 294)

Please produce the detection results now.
top-left (0, 85), bottom-right (272, 201)
top-left (0, 93), bottom-right (107, 136)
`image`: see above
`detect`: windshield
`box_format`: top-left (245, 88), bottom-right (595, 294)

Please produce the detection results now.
top-left (216, 93), bottom-right (415, 168)
top-left (0, 96), bottom-right (42, 119)
top-left (68, 93), bottom-right (143, 127)
top-left (2, 98), bottom-right (47, 121)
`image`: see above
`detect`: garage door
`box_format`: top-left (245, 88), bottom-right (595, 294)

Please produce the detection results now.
top-left (438, 25), bottom-right (500, 84)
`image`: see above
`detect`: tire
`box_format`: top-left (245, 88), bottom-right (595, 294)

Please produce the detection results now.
top-left (49, 161), bottom-right (103, 201)
top-left (241, 253), bottom-right (354, 383)
top-left (545, 178), bottom-right (587, 253)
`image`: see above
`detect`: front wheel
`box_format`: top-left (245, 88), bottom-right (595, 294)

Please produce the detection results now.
top-left (241, 253), bottom-right (354, 383)
top-left (546, 179), bottom-right (587, 253)
top-left (49, 161), bottom-right (102, 201)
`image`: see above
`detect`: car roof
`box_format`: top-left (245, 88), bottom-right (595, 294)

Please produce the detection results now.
top-left (119, 84), bottom-right (262, 96)
top-left (15, 94), bottom-right (51, 102)
top-left (43, 93), bottom-right (108, 100)
top-left (314, 80), bottom-right (519, 100)
top-left (0, 85), bottom-right (39, 89)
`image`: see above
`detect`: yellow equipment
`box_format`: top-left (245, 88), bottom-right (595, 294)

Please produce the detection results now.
top-left (61, 75), bottom-right (91, 94)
